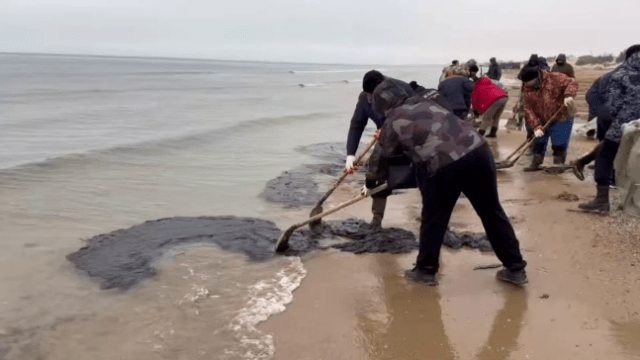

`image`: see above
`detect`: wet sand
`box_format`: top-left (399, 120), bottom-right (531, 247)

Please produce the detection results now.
top-left (260, 66), bottom-right (640, 359)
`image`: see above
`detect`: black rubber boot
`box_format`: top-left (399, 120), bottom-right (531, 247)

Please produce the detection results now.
top-left (405, 268), bottom-right (437, 286)
top-left (572, 159), bottom-right (586, 181)
top-left (551, 145), bottom-right (567, 165)
top-left (523, 155), bottom-right (544, 172)
top-left (478, 129), bottom-right (486, 136)
top-left (486, 126), bottom-right (498, 138)
top-left (496, 268), bottom-right (528, 286)
top-left (578, 186), bottom-right (610, 213)
top-left (370, 196), bottom-right (387, 228)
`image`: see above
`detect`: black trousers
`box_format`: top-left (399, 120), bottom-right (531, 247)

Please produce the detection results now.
top-left (453, 109), bottom-right (469, 120)
top-left (594, 139), bottom-right (620, 188)
top-left (416, 144), bottom-right (527, 274)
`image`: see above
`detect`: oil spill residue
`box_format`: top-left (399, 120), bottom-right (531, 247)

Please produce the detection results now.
top-left (442, 230), bottom-right (493, 251)
top-left (259, 169), bottom-right (323, 208)
top-left (259, 142), bottom-right (364, 208)
top-left (66, 217), bottom-right (418, 291)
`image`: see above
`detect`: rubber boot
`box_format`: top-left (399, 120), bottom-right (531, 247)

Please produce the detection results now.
top-left (486, 126), bottom-right (498, 138)
top-left (523, 155), bottom-right (544, 172)
top-left (478, 129), bottom-right (486, 136)
top-left (552, 145), bottom-right (567, 165)
top-left (370, 196), bottom-right (387, 228)
top-left (571, 143), bottom-right (600, 181)
top-left (578, 186), bottom-right (610, 213)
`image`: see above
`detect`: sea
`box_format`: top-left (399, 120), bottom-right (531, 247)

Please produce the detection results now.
top-left (0, 53), bottom-right (442, 359)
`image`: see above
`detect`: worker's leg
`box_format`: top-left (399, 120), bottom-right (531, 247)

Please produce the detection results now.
top-left (549, 117), bottom-right (574, 164)
top-left (459, 144), bottom-right (527, 273)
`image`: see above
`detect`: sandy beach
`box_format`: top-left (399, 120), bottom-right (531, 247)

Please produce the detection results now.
top-left (259, 65), bottom-right (640, 360)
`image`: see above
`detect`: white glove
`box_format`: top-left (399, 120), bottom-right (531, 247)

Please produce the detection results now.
top-left (360, 185), bottom-right (369, 197)
top-left (564, 97), bottom-right (577, 115)
top-left (563, 97), bottom-right (575, 107)
top-left (345, 155), bottom-right (357, 173)
top-left (534, 127), bottom-right (545, 138)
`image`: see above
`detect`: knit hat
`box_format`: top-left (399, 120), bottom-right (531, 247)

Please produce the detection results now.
top-left (362, 70), bottom-right (385, 93)
top-left (372, 78), bottom-right (412, 115)
top-left (520, 66), bottom-right (540, 83)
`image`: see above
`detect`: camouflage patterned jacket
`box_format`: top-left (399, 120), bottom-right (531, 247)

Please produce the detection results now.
top-left (522, 72), bottom-right (579, 129)
top-left (368, 79), bottom-right (486, 180)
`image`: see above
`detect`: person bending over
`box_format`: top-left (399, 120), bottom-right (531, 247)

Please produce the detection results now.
top-left (363, 78), bottom-right (528, 286)
top-left (344, 70), bottom-right (413, 227)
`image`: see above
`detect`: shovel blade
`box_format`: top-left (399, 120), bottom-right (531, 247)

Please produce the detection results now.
top-left (495, 160), bottom-right (515, 170)
top-left (308, 206), bottom-right (323, 230)
top-left (275, 227), bottom-right (296, 252)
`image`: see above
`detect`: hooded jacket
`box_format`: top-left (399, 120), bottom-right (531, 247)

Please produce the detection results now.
top-left (367, 79), bottom-right (485, 180)
top-left (517, 55), bottom-right (540, 81)
top-left (472, 78), bottom-right (508, 114)
top-left (487, 58), bottom-right (502, 80)
top-left (437, 76), bottom-right (474, 112)
top-left (522, 72), bottom-right (579, 129)
top-left (603, 51), bottom-right (640, 143)
top-left (551, 54), bottom-right (575, 78)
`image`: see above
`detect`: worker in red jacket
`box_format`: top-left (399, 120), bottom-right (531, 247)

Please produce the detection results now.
top-left (472, 77), bottom-right (509, 138)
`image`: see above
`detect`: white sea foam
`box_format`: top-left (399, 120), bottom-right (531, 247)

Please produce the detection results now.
top-left (223, 257), bottom-right (307, 360)
top-left (290, 69), bottom-right (386, 74)
top-left (298, 83), bottom-right (326, 87)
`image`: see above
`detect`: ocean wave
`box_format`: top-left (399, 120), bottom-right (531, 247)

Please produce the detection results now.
top-left (223, 257), bottom-right (306, 360)
top-left (0, 112), bottom-right (336, 174)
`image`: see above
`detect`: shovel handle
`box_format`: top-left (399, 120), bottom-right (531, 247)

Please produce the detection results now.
top-left (314, 133), bottom-right (379, 207)
top-left (276, 184), bottom-right (389, 252)
top-left (302, 184), bottom-right (388, 229)
top-left (503, 105), bottom-right (566, 162)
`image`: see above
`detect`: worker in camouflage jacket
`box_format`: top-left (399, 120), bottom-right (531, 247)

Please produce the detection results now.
top-left (579, 45), bottom-right (640, 213)
top-left (364, 78), bottom-right (528, 286)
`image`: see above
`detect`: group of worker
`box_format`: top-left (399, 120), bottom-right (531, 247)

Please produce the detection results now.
top-left (340, 45), bottom-right (640, 287)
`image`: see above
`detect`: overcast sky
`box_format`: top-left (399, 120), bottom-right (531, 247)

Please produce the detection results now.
top-left (1, 0), bottom-right (638, 64)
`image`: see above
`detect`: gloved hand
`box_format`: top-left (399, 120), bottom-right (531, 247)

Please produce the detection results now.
top-left (344, 155), bottom-right (357, 174)
top-left (564, 97), bottom-right (577, 115)
top-left (534, 126), bottom-right (545, 138)
top-left (361, 178), bottom-right (378, 196)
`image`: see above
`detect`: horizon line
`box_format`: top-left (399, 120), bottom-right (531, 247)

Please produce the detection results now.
top-left (0, 51), bottom-right (455, 67)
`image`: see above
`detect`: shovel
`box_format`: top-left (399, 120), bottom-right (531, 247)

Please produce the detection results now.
top-left (495, 106), bottom-right (566, 170)
top-left (308, 133), bottom-right (379, 229)
top-left (275, 184), bottom-right (388, 252)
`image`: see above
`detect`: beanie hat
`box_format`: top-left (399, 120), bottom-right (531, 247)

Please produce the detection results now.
top-left (372, 78), bottom-right (412, 115)
top-left (362, 70), bottom-right (385, 93)
top-left (520, 66), bottom-right (540, 83)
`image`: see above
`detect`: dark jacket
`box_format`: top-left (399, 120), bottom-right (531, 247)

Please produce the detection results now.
top-left (368, 79), bottom-right (485, 180)
top-left (346, 79), bottom-right (415, 155)
top-left (538, 57), bottom-right (551, 71)
top-left (437, 76), bottom-right (474, 112)
top-left (518, 54), bottom-right (540, 81)
top-left (487, 60), bottom-right (502, 80)
top-left (603, 51), bottom-right (640, 143)
top-left (586, 71), bottom-right (617, 120)
top-left (346, 91), bottom-right (386, 156)
top-left (551, 55), bottom-right (575, 78)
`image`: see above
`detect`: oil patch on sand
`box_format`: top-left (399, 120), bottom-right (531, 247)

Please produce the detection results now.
top-left (66, 217), bottom-right (419, 291)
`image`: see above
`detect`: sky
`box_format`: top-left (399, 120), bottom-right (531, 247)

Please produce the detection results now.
top-left (1, 0), bottom-right (639, 65)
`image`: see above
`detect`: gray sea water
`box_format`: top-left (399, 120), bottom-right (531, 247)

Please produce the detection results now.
top-left (0, 53), bottom-right (442, 359)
